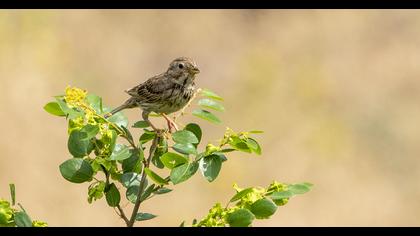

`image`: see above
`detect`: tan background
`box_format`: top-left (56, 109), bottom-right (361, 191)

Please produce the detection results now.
top-left (1, 10), bottom-right (420, 226)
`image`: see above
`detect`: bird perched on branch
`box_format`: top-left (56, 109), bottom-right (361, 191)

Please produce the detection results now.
top-left (104, 57), bottom-right (200, 132)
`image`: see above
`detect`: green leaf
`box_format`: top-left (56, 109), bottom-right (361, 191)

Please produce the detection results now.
top-left (201, 88), bottom-right (223, 101)
top-left (105, 130), bottom-right (118, 153)
top-left (152, 138), bottom-right (167, 169)
top-left (172, 130), bottom-right (199, 144)
top-left (122, 150), bottom-right (142, 173)
top-left (179, 221), bottom-right (185, 227)
top-left (14, 211), bottom-right (32, 227)
top-left (170, 161), bottom-right (199, 185)
top-left (88, 181), bottom-right (106, 203)
top-left (185, 123), bottom-right (202, 144)
top-left (173, 143), bottom-right (197, 155)
top-left (104, 107), bottom-right (128, 128)
top-left (59, 158), bottom-right (94, 183)
top-left (136, 212), bottom-right (157, 221)
top-left (126, 185), bottom-right (139, 204)
top-left (160, 152), bottom-right (188, 169)
top-left (126, 179), bottom-right (148, 204)
top-left (229, 137), bottom-right (252, 153)
top-left (132, 120), bottom-right (150, 128)
top-left (9, 184), bottom-right (15, 206)
top-left (55, 97), bottom-right (84, 119)
top-left (246, 138), bottom-right (262, 155)
top-left (227, 209), bottom-right (255, 227)
top-left (199, 154), bottom-right (222, 182)
top-left (249, 130), bottom-right (264, 134)
top-left (68, 130), bottom-right (90, 157)
top-left (250, 198), bottom-right (277, 219)
top-left (139, 132), bottom-right (156, 144)
top-left (192, 109), bottom-right (221, 124)
top-left (214, 152), bottom-right (228, 162)
top-left (44, 102), bottom-right (65, 116)
top-left (269, 191), bottom-right (294, 200)
top-left (220, 148), bottom-right (236, 153)
top-left (86, 94), bottom-right (103, 114)
top-left (108, 144), bottom-right (131, 161)
top-left (105, 183), bottom-right (121, 207)
top-left (144, 168), bottom-right (168, 185)
top-left (140, 184), bottom-right (156, 201)
top-left (230, 188), bottom-right (254, 202)
top-left (120, 172), bottom-right (142, 188)
top-left (155, 187), bottom-right (172, 195)
top-left (302, 182), bottom-right (314, 188)
top-left (121, 126), bottom-right (134, 143)
top-left (288, 184), bottom-right (312, 194)
top-left (80, 124), bottom-right (99, 140)
top-left (198, 98), bottom-right (225, 112)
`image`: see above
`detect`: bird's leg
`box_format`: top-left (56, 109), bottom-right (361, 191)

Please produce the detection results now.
top-left (142, 111), bottom-right (159, 132)
top-left (162, 113), bottom-right (179, 133)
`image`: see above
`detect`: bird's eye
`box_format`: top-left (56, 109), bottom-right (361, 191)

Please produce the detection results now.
top-left (178, 63), bottom-right (184, 69)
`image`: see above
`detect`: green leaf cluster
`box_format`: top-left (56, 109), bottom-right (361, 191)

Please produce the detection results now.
top-left (193, 181), bottom-right (313, 227)
top-left (192, 89), bottom-right (224, 124)
top-left (0, 184), bottom-right (47, 227)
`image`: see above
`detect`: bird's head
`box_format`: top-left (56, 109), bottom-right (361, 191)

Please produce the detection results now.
top-left (167, 57), bottom-right (200, 83)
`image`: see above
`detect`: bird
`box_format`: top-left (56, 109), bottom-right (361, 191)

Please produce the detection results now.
top-left (104, 57), bottom-right (200, 132)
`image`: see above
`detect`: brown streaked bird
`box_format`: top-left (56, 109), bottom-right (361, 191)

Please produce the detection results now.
top-left (104, 57), bottom-right (200, 132)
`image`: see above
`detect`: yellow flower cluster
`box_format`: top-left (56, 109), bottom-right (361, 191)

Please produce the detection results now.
top-left (32, 220), bottom-right (48, 227)
top-left (64, 86), bottom-right (87, 108)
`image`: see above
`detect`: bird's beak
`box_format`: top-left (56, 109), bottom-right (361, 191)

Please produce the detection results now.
top-left (191, 67), bottom-right (200, 74)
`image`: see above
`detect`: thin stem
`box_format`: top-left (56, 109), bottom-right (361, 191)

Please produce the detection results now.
top-left (116, 204), bottom-right (130, 225)
top-left (100, 165), bottom-right (129, 225)
top-left (127, 134), bottom-right (160, 227)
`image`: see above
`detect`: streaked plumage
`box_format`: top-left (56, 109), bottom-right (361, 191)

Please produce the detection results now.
top-left (105, 57), bottom-right (200, 131)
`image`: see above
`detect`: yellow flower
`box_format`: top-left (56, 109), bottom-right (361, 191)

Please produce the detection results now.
top-left (65, 86), bottom-right (87, 108)
top-left (32, 220), bottom-right (48, 227)
top-left (85, 109), bottom-right (97, 125)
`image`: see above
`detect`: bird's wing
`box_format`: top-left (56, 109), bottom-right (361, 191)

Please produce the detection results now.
top-left (125, 74), bottom-right (172, 103)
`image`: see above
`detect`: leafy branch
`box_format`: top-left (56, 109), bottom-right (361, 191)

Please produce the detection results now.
top-left (41, 86), bottom-right (313, 227)
top-left (0, 184), bottom-right (47, 227)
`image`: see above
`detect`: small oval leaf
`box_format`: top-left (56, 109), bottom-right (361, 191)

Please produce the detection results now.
top-left (185, 123), bottom-right (202, 144)
top-left (160, 152), bottom-right (189, 169)
top-left (68, 130), bottom-right (90, 158)
top-left (133, 120), bottom-right (150, 128)
top-left (108, 144), bottom-right (131, 161)
top-left (227, 209), bottom-right (255, 227)
top-left (173, 143), bottom-right (197, 155)
top-left (200, 88), bottom-right (223, 101)
top-left (44, 102), bottom-right (65, 116)
top-left (14, 211), bottom-right (32, 227)
top-left (170, 162), bottom-right (199, 185)
top-left (199, 154), bottom-right (222, 182)
top-left (192, 109), bottom-right (221, 124)
top-left (105, 183), bottom-right (121, 207)
top-left (144, 168), bottom-right (168, 185)
top-left (198, 98), bottom-right (225, 112)
top-left (250, 198), bottom-right (277, 219)
top-left (230, 188), bottom-right (254, 202)
top-left (59, 158), bottom-right (93, 183)
top-left (120, 172), bottom-right (142, 188)
top-left (269, 190), bottom-right (294, 200)
top-left (136, 212), bottom-right (157, 221)
top-left (172, 130), bottom-right (199, 144)
top-left (288, 184), bottom-right (312, 194)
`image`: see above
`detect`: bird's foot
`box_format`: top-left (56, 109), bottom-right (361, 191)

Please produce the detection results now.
top-left (162, 113), bottom-right (179, 133)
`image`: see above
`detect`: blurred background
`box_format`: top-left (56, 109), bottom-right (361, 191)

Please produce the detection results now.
top-left (1, 10), bottom-right (420, 226)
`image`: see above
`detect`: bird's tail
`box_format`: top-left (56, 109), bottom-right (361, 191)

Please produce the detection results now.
top-left (104, 98), bottom-right (137, 118)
